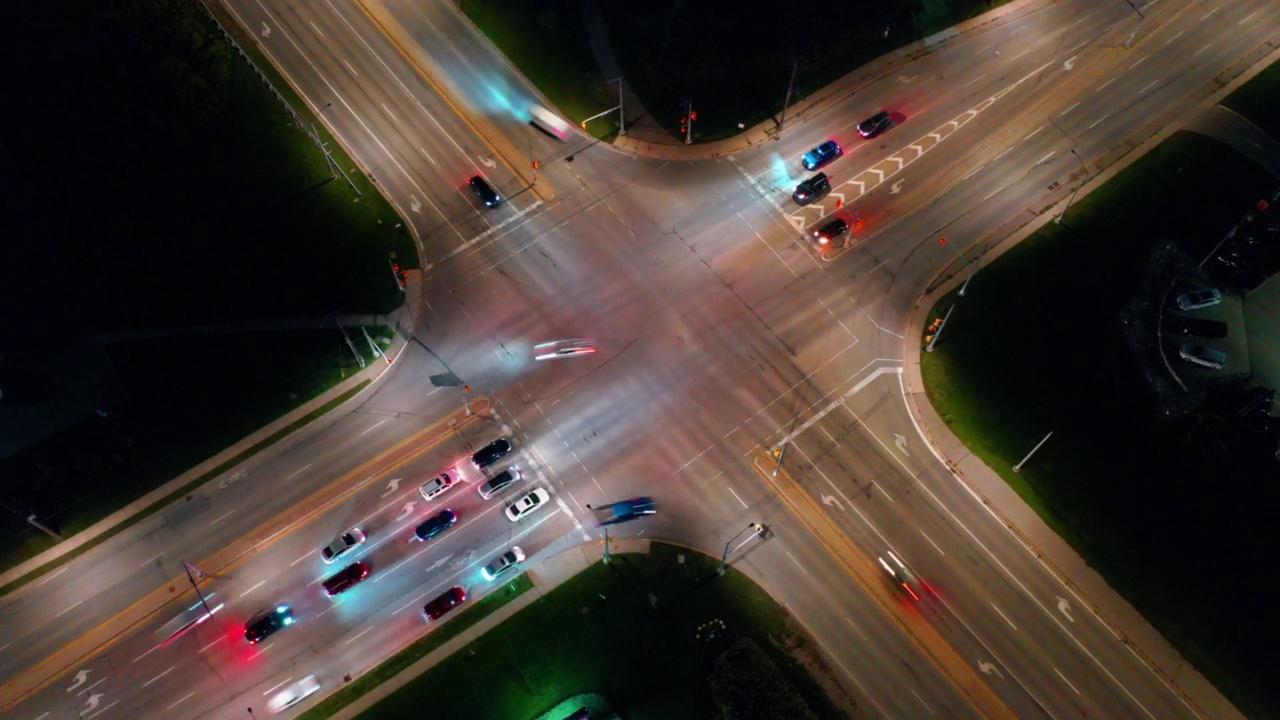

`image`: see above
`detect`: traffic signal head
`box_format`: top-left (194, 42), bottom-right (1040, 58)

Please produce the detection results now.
top-left (690, 111), bottom-right (698, 121)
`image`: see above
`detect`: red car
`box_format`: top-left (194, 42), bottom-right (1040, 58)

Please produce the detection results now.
top-left (322, 562), bottom-right (369, 597)
top-left (423, 586), bottom-right (467, 620)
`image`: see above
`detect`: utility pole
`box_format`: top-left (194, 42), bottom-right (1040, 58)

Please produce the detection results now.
top-left (777, 60), bottom-right (799, 136)
top-left (680, 100), bottom-right (695, 145)
top-left (0, 499), bottom-right (60, 539)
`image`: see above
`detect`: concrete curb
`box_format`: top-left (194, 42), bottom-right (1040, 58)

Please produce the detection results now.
top-left (898, 43), bottom-right (1280, 720)
top-left (0, 272), bottom-right (422, 594)
top-left (327, 538), bottom-right (652, 720)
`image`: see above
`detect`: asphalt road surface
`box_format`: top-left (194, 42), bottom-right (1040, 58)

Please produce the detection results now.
top-left (1, 0), bottom-right (1275, 718)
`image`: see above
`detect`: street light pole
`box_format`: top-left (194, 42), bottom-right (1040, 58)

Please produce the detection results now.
top-left (938, 237), bottom-right (977, 297)
top-left (1055, 149), bottom-right (1088, 225)
top-left (718, 523), bottom-right (763, 576)
top-left (777, 60), bottom-right (799, 136)
top-left (611, 77), bottom-right (625, 135)
top-left (181, 560), bottom-right (216, 621)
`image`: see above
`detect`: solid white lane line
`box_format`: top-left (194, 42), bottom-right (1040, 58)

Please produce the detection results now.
top-left (820, 426), bottom-right (837, 444)
top-left (345, 627), bottom-right (374, 645)
top-left (263, 677), bottom-right (293, 696)
top-left (1054, 666), bottom-right (1082, 694)
top-left (239, 580), bottom-right (266, 598)
top-left (1140, 80), bottom-right (1160, 95)
top-left (1088, 112), bottom-right (1111, 130)
top-left (1130, 56), bottom-right (1148, 69)
top-left (55, 598), bottom-right (86, 617)
top-left (1059, 101), bottom-right (1080, 117)
top-left (359, 418), bottom-right (388, 436)
top-left (1096, 78), bottom-right (1115, 92)
top-left (342, 59), bottom-right (357, 76)
top-left (210, 509), bottom-right (236, 526)
top-left (38, 567), bottom-right (69, 585)
top-left (142, 667), bottom-right (175, 688)
top-left (286, 464), bottom-right (311, 479)
top-left (417, 146), bottom-right (437, 165)
top-left (308, 20), bottom-right (324, 37)
top-left (784, 551), bottom-right (808, 574)
top-left (842, 614), bottom-right (869, 641)
top-left (725, 486), bottom-right (749, 509)
top-left (874, 482), bottom-right (896, 504)
top-left (920, 529), bottom-right (946, 555)
top-left (990, 602), bottom-right (1019, 630)
top-left (200, 636), bottom-right (226, 653)
top-left (140, 552), bottom-right (165, 567)
top-left (910, 689), bottom-right (936, 715)
top-left (167, 692), bottom-right (195, 710)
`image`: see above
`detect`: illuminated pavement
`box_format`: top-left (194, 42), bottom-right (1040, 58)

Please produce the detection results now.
top-left (1, 0), bottom-right (1276, 718)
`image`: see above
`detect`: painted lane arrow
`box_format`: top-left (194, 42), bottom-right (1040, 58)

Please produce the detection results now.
top-left (66, 668), bottom-right (91, 692)
top-left (820, 493), bottom-right (844, 511)
top-left (383, 478), bottom-right (402, 497)
top-left (395, 501), bottom-right (417, 522)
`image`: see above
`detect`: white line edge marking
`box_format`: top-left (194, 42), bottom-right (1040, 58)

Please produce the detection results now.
top-left (990, 601), bottom-right (1019, 630)
top-left (166, 692), bottom-right (195, 710)
top-left (142, 666), bottom-right (175, 688)
top-left (1054, 666), bottom-right (1082, 694)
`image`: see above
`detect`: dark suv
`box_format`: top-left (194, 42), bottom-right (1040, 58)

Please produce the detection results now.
top-left (471, 438), bottom-right (513, 470)
top-left (812, 218), bottom-right (849, 248)
top-left (414, 508), bottom-right (458, 542)
top-left (792, 173), bottom-right (830, 205)
top-left (469, 175), bottom-right (503, 208)
top-left (244, 605), bottom-right (295, 644)
top-left (857, 111), bottom-right (893, 138)
top-left (322, 562), bottom-right (369, 597)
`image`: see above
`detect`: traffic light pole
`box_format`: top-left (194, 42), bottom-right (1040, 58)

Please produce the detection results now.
top-left (681, 100), bottom-right (694, 145)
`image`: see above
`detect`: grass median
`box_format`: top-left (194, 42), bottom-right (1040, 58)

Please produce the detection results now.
top-left (355, 543), bottom-right (856, 720)
top-left (920, 131), bottom-right (1277, 717)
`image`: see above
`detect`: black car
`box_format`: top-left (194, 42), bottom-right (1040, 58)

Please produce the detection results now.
top-left (792, 173), bottom-right (830, 205)
top-left (423, 586), bottom-right (467, 621)
top-left (857, 110), bottom-right (894, 138)
top-left (469, 175), bottom-right (503, 208)
top-left (244, 605), bottom-right (295, 644)
top-left (812, 218), bottom-right (849, 248)
top-left (322, 562), bottom-right (369, 597)
top-left (414, 509), bottom-right (458, 542)
top-left (471, 438), bottom-right (513, 470)
top-left (1164, 316), bottom-right (1228, 339)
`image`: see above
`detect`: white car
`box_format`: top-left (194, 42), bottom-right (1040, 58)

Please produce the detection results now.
top-left (419, 472), bottom-right (458, 501)
top-left (1175, 288), bottom-right (1221, 311)
top-left (505, 487), bottom-right (551, 522)
top-left (534, 339), bottom-right (597, 361)
top-left (482, 546), bottom-right (526, 581)
top-left (1178, 344), bottom-right (1226, 370)
top-left (320, 528), bottom-right (366, 564)
top-left (267, 674), bottom-right (321, 714)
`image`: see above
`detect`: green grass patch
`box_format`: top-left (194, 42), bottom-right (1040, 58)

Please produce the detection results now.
top-left (0, 376), bottom-right (372, 598)
top-left (298, 573), bottom-right (535, 720)
top-left (601, 0), bottom-right (1013, 141)
top-left (458, 0), bottom-right (615, 139)
top-left (0, 326), bottom-right (389, 582)
top-left (920, 131), bottom-right (1278, 717)
top-left (356, 543), bottom-right (850, 720)
top-left (1222, 54), bottom-right (1280, 139)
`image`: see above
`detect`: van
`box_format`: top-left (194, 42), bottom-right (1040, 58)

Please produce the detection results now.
top-left (1178, 344), bottom-right (1226, 370)
top-left (529, 105), bottom-right (572, 142)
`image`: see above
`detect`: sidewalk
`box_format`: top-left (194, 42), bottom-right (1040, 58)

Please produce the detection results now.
top-left (899, 46), bottom-right (1280, 720)
top-left (589, 0), bottom-right (1063, 161)
top-left (0, 271), bottom-right (423, 594)
top-left (328, 537), bottom-right (651, 720)
top-left (1186, 104), bottom-right (1280, 180)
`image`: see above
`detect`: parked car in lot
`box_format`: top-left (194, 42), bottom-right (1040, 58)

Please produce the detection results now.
top-left (801, 140), bottom-right (842, 171)
top-left (322, 562), bottom-right (369, 597)
top-left (505, 487), bottom-right (551, 522)
top-left (481, 546), bottom-right (526, 581)
top-left (244, 605), bottom-right (295, 644)
top-left (857, 110), bottom-right (894, 138)
top-left (267, 674), bottom-right (321, 714)
top-left (792, 173), bottom-right (830, 205)
top-left (419, 472), bottom-right (457, 501)
top-left (477, 466), bottom-right (521, 500)
top-left (471, 438), bottom-right (513, 470)
top-left (423, 586), bottom-right (467, 621)
top-left (414, 509), bottom-right (458, 542)
top-left (1175, 288), bottom-right (1222, 311)
top-left (1179, 344), bottom-right (1226, 370)
top-left (1163, 316), bottom-right (1227, 339)
top-left (320, 527), bottom-right (366, 564)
